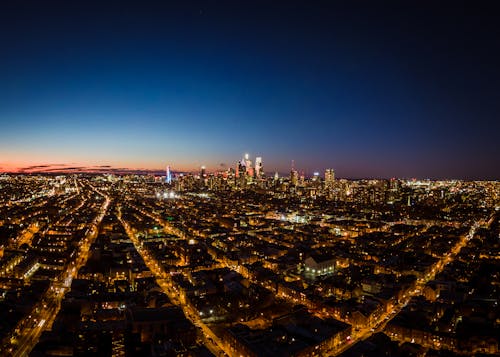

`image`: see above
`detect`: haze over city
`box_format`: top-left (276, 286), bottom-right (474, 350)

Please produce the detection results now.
top-left (1, 1), bottom-right (499, 179)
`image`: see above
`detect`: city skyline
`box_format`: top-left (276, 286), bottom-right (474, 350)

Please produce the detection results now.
top-left (1, 1), bottom-right (499, 180)
top-left (0, 155), bottom-right (496, 181)
top-left (0, 152), bottom-right (498, 181)
top-left (1, 2), bottom-right (499, 354)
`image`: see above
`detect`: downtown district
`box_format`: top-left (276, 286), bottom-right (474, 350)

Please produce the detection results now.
top-left (0, 155), bottom-right (499, 357)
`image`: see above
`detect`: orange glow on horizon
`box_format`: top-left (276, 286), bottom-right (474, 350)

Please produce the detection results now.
top-left (0, 159), bottom-right (204, 173)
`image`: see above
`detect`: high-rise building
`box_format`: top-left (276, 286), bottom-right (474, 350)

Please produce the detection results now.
top-left (290, 160), bottom-right (299, 186)
top-left (244, 153), bottom-right (252, 175)
top-left (235, 163), bottom-right (240, 178)
top-left (237, 159), bottom-right (246, 178)
top-left (165, 166), bottom-right (172, 184)
top-left (255, 157), bottom-right (263, 178)
top-left (290, 169), bottom-right (299, 186)
top-left (325, 169), bottom-right (335, 188)
top-left (200, 166), bottom-right (206, 178)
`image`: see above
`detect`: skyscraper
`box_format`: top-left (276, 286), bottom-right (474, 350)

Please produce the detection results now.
top-left (244, 153), bottom-right (252, 175)
top-left (237, 159), bottom-right (246, 178)
top-left (165, 166), bottom-right (172, 184)
top-left (255, 157), bottom-right (263, 178)
top-left (290, 160), bottom-right (298, 186)
top-left (325, 169), bottom-right (335, 189)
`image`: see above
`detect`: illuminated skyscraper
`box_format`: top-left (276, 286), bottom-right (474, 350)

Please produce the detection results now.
top-left (290, 170), bottom-right (299, 186)
top-left (290, 160), bottom-right (298, 186)
top-left (325, 168), bottom-right (335, 188)
top-left (255, 157), bottom-right (263, 178)
top-left (237, 159), bottom-right (246, 178)
top-left (244, 153), bottom-right (252, 175)
top-left (201, 166), bottom-right (206, 178)
top-left (165, 166), bottom-right (172, 184)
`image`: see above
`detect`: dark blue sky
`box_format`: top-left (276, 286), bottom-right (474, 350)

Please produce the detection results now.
top-left (0, 1), bottom-right (499, 179)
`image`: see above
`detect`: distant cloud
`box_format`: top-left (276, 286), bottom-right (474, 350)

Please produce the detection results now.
top-left (11, 163), bottom-right (172, 175)
top-left (18, 164), bottom-right (70, 172)
top-left (23, 165), bottom-right (56, 170)
top-left (44, 166), bottom-right (85, 171)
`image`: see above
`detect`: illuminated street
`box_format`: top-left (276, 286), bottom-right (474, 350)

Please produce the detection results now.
top-left (1, 2), bottom-right (500, 355)
top-left (1, 182), bottom-right (110, 356)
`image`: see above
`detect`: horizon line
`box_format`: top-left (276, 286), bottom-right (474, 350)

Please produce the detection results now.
top-left (0, 167), bottom-right (498, 182)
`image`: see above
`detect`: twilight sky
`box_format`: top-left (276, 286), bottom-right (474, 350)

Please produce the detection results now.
top-left (0, 1), bottom-right (499, 179)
